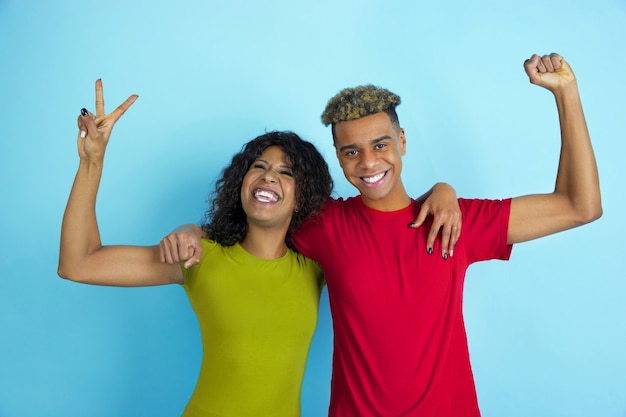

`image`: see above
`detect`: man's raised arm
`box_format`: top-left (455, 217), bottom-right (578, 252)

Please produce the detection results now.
top-left (508, 53), bottom-right (602, 244)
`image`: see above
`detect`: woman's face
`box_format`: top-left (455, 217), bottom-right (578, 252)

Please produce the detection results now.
top-left (240, 146), bottom-right (297, 230)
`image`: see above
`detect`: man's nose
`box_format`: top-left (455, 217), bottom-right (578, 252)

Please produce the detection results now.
top-left (358, 150), bottom-right (376, 169)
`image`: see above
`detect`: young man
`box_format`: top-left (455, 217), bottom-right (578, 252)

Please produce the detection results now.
top-left (290, 52), bottom-right (600, 416)
top-left (164, 53), bottom-right (601, 416)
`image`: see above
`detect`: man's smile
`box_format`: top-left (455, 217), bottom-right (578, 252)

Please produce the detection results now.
top-left (360, 170), bottom-right (388, 185)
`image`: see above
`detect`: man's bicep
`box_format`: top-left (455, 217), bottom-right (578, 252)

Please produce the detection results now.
top-left (508, 193), bottom-right (578, 244)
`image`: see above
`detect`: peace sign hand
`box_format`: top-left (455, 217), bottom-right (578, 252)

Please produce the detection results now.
top-left (76, 79), bottom-right (138, 162)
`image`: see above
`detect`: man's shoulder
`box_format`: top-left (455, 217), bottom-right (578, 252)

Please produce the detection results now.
top-left (457, 197), bottom-right (512, 238)
top-left (299, 195), bottom-right (361, 231)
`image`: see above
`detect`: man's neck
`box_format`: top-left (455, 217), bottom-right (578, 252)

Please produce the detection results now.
top-left (360, 183), bottom-right (412, 212)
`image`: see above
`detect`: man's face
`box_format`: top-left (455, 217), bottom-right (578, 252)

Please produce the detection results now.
top-left (334, 112), bottom-right (409, 211)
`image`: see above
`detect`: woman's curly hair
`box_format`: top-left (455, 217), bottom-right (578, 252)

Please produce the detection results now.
top-left (201, 131), bottom-right (333, 248)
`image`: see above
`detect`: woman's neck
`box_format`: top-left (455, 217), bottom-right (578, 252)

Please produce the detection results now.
top-left (240, 227), bottom-right (289, 259)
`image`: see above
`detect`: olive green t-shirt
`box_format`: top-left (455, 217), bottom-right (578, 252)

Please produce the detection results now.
top-left (181, 239), bottom-right (324, 417)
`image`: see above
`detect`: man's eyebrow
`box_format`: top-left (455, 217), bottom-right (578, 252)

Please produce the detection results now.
top-left (338, 143), bottom-right (358, 153)
top-left (338, 135), bottom-right (392, 153)
top-left (371, 135), bottom-right (391, 145)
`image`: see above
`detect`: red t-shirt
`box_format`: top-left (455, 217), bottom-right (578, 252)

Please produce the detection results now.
top-left (292, 197), bottom-right (512, 417)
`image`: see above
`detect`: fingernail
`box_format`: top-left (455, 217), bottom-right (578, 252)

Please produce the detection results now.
top-left (80, 108), bottom-right (88, 116)
top-left (449, 249), bottom-right (454, 257)
top-left (427, 247), bottom-right (433, 255)
top-left (443, 253), bottom-right (448, 260)
top-left (408, 222), bottom-right (415, 227)
top-left (79, 130), bottom-right (86, 138)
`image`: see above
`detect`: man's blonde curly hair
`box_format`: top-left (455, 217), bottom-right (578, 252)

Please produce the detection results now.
top-left (321, 84), bottom-right (401, 126)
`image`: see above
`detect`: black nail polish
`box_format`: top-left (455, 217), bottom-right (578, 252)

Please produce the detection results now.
top-left (427, 247), bottom-right (433, 255)
top-left (81, 108), bottom-right (88, 116)
top-left (407, 222), bottom-right (415, 227)
top-left (443, 253), bottom-right (448, 260)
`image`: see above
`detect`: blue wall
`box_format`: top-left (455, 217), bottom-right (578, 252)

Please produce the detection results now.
top-left (1, 1), bottom-right (625, 416)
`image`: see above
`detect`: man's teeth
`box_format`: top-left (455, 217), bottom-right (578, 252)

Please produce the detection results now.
top-left (362, 172), bottom-right (385, 184)
top-left (253, 190), bottom-right (279, 203)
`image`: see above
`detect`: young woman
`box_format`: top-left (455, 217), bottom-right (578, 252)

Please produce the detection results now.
top-left (58, 79), bottom-right (333, 417)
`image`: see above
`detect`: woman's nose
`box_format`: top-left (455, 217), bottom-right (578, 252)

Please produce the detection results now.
top-left (262, 170), bottom-right (278, 183)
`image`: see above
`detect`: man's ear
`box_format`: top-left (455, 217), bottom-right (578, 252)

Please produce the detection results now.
top-left (399, 128), bottom-right (407, 155)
